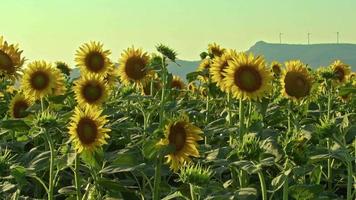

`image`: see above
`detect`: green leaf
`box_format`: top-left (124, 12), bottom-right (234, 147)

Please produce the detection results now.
top-left (0, 120), bottom-right (30, 131)
top-left (235, 187), bottom-right (258, 200)
top-left (310, 165), bottom-right (322, 184)
top-left (289, 184), bottom-right (323, 200)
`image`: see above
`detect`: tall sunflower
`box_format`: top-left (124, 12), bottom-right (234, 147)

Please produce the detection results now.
top-left (223, 53), bottom-right (273, 100)
top-left (68, 106), bottom-right (110, 153)
top-left (21, 61), bottom-right (56, 101)
top-left (118, 47), bottom-right (151, 87)
top-left (170, 75), bottom-right (185, 90)
top-left (9, 94), bottom-right (32, 119)
top-left (330, 60), bottom-right (351, 83)
top-left (73, 74), bottom-right (108, 107)
top-left (207, 43), bottom-right (225, 58)
top-left (270, 61), bottom-right (282, 76)
top-left (157, 115), bottom-right (203, 171)
top-left (197, 58), bottom-right (211, 83)
top-left (210, 49), bottom-right (238, 92)
top-left (0, 36), bottom-right (25, 80)
top-left (75, 41), bottom-right (111, 75)
top-left (280, 60), bottom-right (313, 101)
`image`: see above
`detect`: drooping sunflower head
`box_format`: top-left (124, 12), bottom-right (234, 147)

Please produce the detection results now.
top-left (210, 49), bottom-right (238, 91)
top-left (73, 74), bottom-right (109, 107)
top-left (55, 61), bottom-right (71, 77)
top-left (75, 41), bottom-right (111, 75)
top-left (0, 36), bottom-right (25, 80)
top-left (68, 106), bottom-right (110, 153)
top-left (280, 60), bottom-right (313, 101)
top-left (118, 47), bottom-right (151, 87)
top-left (9, 94), bottom-right (32, 119)
top-left (170, 75), bottom-right (185, 90)
top-left (270, 61), bottom-right (282, 76)
top-left (207, 43), bottom-right (225, 58)
top-left (197, 58), bottom-right (211, 83)
top-left (157, 115), bottom-right (203, 171)
top-left (330, 60), bottom-right (351, 83)
top-left (223, 53), bottom-right (273, 100)
top-left (21, 61), bottom-right (56, 101)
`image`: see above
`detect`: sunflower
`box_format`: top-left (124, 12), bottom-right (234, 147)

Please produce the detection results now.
top-left (280, 60), bottom-right (313, 101)
top-left (207, 43), bottom-right (225, 58)
top-left (223, 53), bottom-right (273, 101)
top-left (0, 36), bottom-right (25, 80)
top-left (9, 94), bottom-right (31, 118)
top-left (75, 41), bottom-right (111, 75)
top-left (55, 61), bottom-right (71, 77)
top-left (210, 49), bottom-right (238, 91)
top-left (187, 82), bottom-right (197, 93)
top-left (118, 47), bottom-right (151, 87)
top-left (270, 61), bottom-right (282, 76)
top-left (21, 61), bottom-right (56, 101)
top-left (73, 74), bottom-right (108, 107)
top-left (141, 77), bottom-right (161, 96)
top-left (157, 115), bottom-right (203, 171)
top-left (68, 106), bottom-right (110, 153)
top-left (52, 68), bottom-right (67, 96)
top-left (170, 75), bottom-right (185, 90)
top-left (330, 60), bottom-right (351, 83)
top-left (197, 58), bottom-right (211, 83)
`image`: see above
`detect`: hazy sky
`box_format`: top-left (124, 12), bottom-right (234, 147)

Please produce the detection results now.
top-left (1, 0), bottom-right (356, 65)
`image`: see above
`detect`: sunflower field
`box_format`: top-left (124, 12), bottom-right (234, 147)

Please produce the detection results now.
top-left (0, 36), bottom-right (355, 200)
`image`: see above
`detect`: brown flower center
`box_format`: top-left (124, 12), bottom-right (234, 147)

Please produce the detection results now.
top-left (272, 65), bottom-right (281, 74)
top-left (85, 52), bottom-right (105, 73)
top-left (234, 66), bottom-right (262, 92)
top-left (81, 82), bottom-right (103, 103)
top-left (284, 71), bottom-right (310, 98)
top-left (0, 50), bottom-right (15, 73)
top-left (13, 100), bottom-right (29, 118)
top-left (125, 56), bottom-right (147, 80)
top-left (211, 48), bottom-right (223, 57)
top-left (30, 71), bottom-right (50, 90)
top-left (334, 67), bottom-right (345, 81)
top-left (76, 118), bottom-right (98, 145)
top-left (171, 80), bottom-right (184, 90)
top-left (169, 122), bottom-right (187, 152)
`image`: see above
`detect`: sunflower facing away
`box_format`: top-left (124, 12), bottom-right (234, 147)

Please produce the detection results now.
top-left (330, 60), bottom-right (351, 83)
top-left (210, 49), bottom-right (238, 92)
top-left (73, 74), bottom-right (108, 107)
top-left (68, 106), bottom-right (110, 153)
top-left (207, 43), bottom-right (225, 58)
top-left (9, 94), bottom-right (32, 119)
top-left (270, 61), bottom-right (282, 76)
top-left (118, 47), bottom-right (151, 87)
top-left (157, 115), bottom-right (203, 171)
top-left (75, 41), bottom-right (111, 75)
top-left (197, 58), bottom-right (211, 83)
top-left (223, 53), bottom-right (273, 100)
top-left (21, 61), bottom-right (57, 101)
top-left (280, 60), bottom-right (313, 101)
top-left (0, 36), bottom-right (25, 80)
top-left (170, 75), bottom-right (186, 90)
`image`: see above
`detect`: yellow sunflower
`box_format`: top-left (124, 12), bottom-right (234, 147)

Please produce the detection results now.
top-left (223, 53), bottom-right (273, 100)
top-left (0, 36), bottom-right (25, 80)
top-left (73, 74), bottom-right (108, 107)
top-left (280, 60), bottom-right (313, 101)
top-left (330, 60), bottom-right (351, 83)
top-left (21, 61), bottom-right (56, 101)
top-left (75, 41), bottom-right (111, 75)
top-left (187, 82), bottom-right (197, 93)
top-left (207, 43), bottom-right (226, 58)
top-left (68, 106), bottom-right (110, 153)
top-left (52, 68), bottom-right (67, 96)
top-left (9, 94), bottom-right (32, 118)
top-left (170, 75), bottom-right (185, 90)
top-left (118, 47), bottom-right (151, 87)
top-left (210, 49), bottom-right (238, 91)
top-left (197, 58), bottom-right (211, 83)
top-left (157, 115), bottom-right (203, 171)
top-left (270, 61), bottom-right (282, 76)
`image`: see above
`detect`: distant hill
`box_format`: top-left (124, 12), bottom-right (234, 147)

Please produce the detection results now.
top-left (248, 41), bottom-right (356, 70)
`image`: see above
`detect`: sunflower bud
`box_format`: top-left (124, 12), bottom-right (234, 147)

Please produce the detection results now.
top-left (179, 163), bottom-right (214, 187)
top-left (156, 44), bottom-right (177, 62)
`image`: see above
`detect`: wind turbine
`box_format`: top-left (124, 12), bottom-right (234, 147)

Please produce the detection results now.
top-left (307, 32), bottom-right (311, 45)
top-left (336, 32), bottom-right (339, 44)
top-left (279, 33), bottom-right (283, 44)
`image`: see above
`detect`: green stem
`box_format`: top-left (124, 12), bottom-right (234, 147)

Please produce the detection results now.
top-left (153, 156), bottom-right (163, 200)
top-left (327, 139), bottom-right (332, 190)
top-left (74, 153), bottom-right (81, 200)
top-left (287, 102), bottom-right (292, 135)
top-left (45, 131), bottom-right (55, 200)
top-left (346, 161), bottom-right (353, 200)
top-left (205, 92), bottom-right (209, 145)
top-left (189, 183), bottom-right (196, 200)
top-left (257, 170), bottom-right (268, 200)
top-left (239, 98), bottom-right (245, 142)
top-left (283, 159), bottom-right (289, 200)
top-left (227, 92), bottom-right (233, 145)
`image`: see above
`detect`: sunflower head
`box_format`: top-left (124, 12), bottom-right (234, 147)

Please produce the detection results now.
top-left (330, 60), bottom-right (351, 83)
top-left (170, 75), bottom-right (185, 90)
top-left (210, 49), bottom-right (238, 91)
top-left (0, 36), bottom-right (25, 80)
top-left (157, 115), bottom-right (203, 171)
top-left (75, 41), bottom-right (111, 75)
top-left (55, 61), bottom-right (71, 77)
top-left (223, 53), bottom-right (273, 100)
top-left (74, 74), bottom-right (109, 107)
top-left (68, 106), bottom-right (110, 153)
top-left (9, 94), bottom-right (32, 119)
top-left (196, 58), bottom-right (211, 83)
top-left (270, 61), bottom-right (282, 76)
top-left (119, 47), bottom-right (151, 87)
top-left (207, 43), bottom-right (225, 58)
top-left (187, 82), bottom-right (197, 93)
top-left (21, 61), bottom-right (56, 101)
top-left (281, 60), bottom-right (313, 101)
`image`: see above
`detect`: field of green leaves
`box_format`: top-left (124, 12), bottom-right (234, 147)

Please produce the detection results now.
top-left (0, 37), bottom-right (355, 200)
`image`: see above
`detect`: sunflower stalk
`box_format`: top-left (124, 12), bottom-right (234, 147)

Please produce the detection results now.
top-left (257, 170), bottom-right (268, 200)
top-left (227, 92), bottom-right (233, 145)
top-left (189, 183), bottom-right (196, 200)
top-left (74, 153), bottom-right (81, 200)
top-left (44, 130), bottom-right (55, 200)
